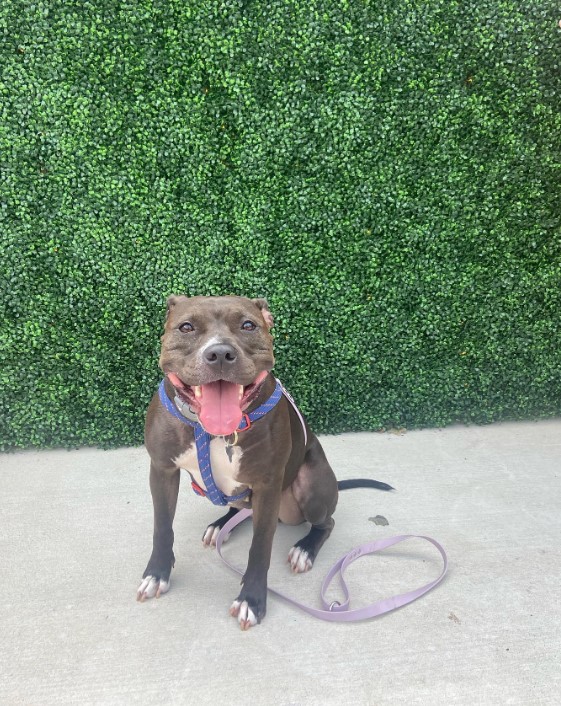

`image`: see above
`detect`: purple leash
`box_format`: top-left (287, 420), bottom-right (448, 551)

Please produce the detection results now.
top-left (216, 509), bottom-right (448, 622)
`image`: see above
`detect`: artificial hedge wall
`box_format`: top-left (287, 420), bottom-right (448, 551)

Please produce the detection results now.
top-left (1, 1), bottom-right (561, 449)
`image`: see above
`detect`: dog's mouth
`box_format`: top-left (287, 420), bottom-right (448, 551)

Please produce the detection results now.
top-left (166, 371), bottom-right (270, 436)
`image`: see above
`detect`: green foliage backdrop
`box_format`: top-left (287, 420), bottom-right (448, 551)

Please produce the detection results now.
top-left (1, 1), bottom-right (561, 449)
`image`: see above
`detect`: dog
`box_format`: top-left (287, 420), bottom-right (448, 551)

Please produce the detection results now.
top-left (137, 295), bottom-right (391, 629)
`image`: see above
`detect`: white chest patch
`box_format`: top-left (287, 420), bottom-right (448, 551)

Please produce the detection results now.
top-left (174, 440), bottom-right (246, 498)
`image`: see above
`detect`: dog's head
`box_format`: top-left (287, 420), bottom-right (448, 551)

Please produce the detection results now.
top-left (159, 295), bottom-right (275, 435)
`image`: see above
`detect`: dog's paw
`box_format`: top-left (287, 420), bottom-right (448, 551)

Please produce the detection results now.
top-left (202, 508), bottom-right (246, 548)
top-left (288, 546), bottom-right (313, 573)
top-left (229, 600), bottom-right (259, 630)
top-left (136, 575), bottom-right (170, 601)
top-left (202, 524), bottom-right (231, 548)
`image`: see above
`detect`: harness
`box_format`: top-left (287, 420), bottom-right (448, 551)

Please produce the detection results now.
top-left (158, 378), bottom-right (306, 506)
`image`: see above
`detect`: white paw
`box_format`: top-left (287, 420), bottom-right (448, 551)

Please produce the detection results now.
top-left (229, 600), bottom-right (258, 630)
top-left (202, 525), bottom-right (231, 547)
top-left (288, 546), bottom-right (313, 573)
top-left (136, 575), bottom-right (170, 601)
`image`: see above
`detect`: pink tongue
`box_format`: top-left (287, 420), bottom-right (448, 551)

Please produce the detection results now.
top-left (199, 381), bottom-right (243, 436)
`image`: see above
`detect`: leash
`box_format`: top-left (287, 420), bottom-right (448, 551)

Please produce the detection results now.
top-left (215, 509), bottom-right (448, 622)
top-left (159, 377), bottom-right (448, 619)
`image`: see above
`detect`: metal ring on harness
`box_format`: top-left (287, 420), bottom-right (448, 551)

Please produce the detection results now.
top-left (225, 431), bottom-right (239, 447)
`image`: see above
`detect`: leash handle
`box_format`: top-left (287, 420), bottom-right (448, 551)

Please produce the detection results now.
top-left (215, 509), bottom-right (447, 622)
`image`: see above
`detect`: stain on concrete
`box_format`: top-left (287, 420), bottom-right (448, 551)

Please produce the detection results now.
top-left (369, 515), bottom-right (389, 526)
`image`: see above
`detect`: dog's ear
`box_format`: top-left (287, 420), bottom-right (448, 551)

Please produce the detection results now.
top-left (253, 298), bottom-right (274, 330)
top-left (165, 295), bottom-right (185, 321)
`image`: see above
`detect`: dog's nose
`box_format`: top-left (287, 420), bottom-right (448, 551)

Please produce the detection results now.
top-left (204, 343), bottom-right (238, 366)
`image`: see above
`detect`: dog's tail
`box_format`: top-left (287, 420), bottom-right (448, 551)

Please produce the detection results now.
top-left (337, 479), bottom-right (394, 492)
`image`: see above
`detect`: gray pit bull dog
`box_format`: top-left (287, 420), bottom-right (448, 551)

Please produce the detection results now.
top-left (138, 295), bottom-right (391, 629)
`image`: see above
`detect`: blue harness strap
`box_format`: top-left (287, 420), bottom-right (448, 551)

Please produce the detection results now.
top-left (158, 379), bottom-right (284, 506)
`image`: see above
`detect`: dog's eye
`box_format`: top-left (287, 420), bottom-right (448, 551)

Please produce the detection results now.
top-left (242, 320), bottom-right (257, 332)
top-left (179, 322), bottom-right (194, 333)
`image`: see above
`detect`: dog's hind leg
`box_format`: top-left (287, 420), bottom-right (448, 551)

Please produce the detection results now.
top-left (288, 517), bottom-right (335, 573)
top-left (287, 436), bottom-right (339, 573)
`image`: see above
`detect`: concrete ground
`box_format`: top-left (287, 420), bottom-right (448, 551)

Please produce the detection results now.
top-left (1, 419), bottom-right (560, 705)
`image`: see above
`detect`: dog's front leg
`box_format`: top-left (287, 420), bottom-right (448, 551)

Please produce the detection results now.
top-left (137, 461), bottom-right (180, 601)
top-left (229, 482), bottom-right (282, 629)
